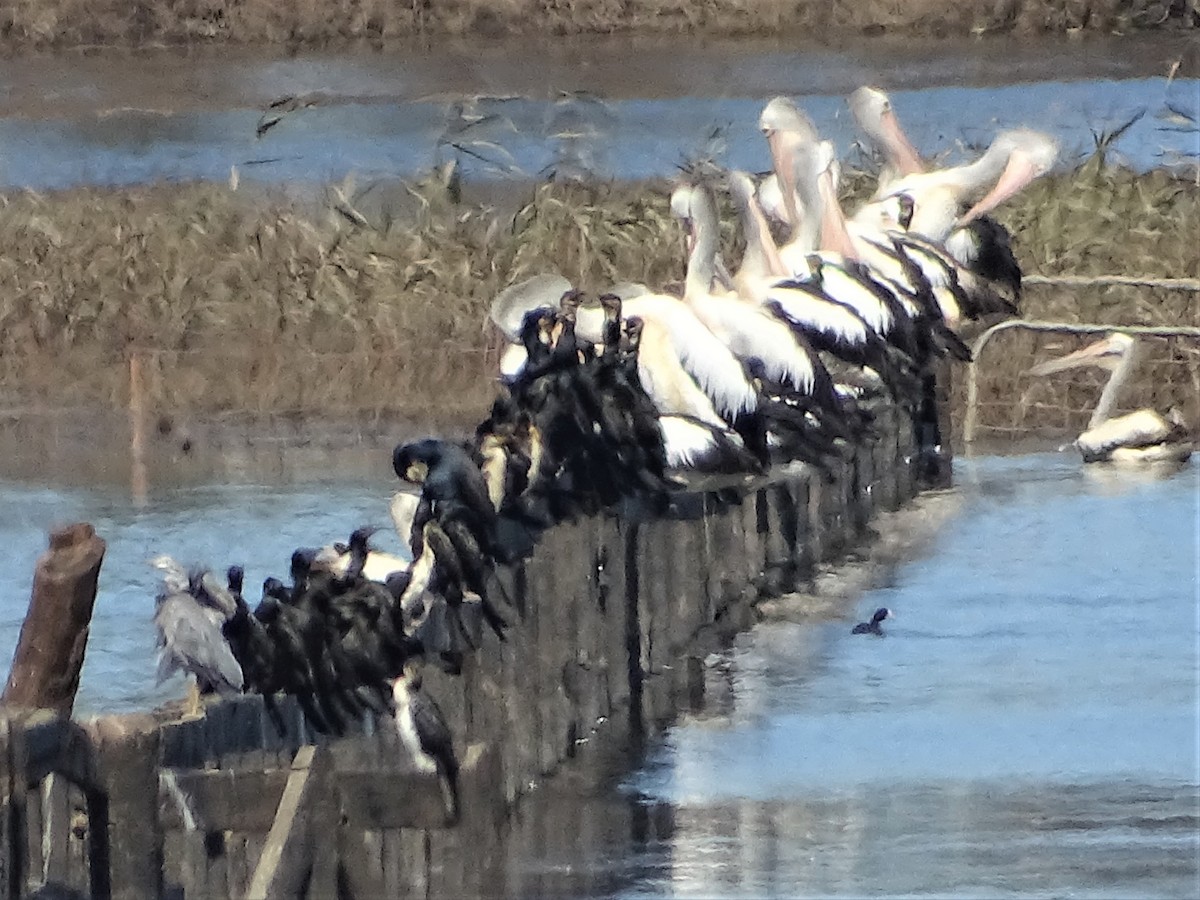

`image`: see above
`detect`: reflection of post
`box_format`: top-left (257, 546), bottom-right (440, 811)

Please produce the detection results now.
top-left (129, 352), bottom-right (148, 507)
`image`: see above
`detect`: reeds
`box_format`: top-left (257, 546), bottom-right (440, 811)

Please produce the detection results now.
top-left (0, 155), bottom-right (1196, 432)
top-left (1, 0), bottom-right (1193, 49)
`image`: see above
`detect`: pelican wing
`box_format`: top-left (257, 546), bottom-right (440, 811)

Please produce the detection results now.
top-left (1078, 410), bottom-right (1179, 461)
top-left (626, 295), bottom-right (758, 420)
top-left (490, 274), bottom-right (572, 341)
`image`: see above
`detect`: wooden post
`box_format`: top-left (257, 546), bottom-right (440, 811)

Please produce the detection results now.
top-left (128, 353), bottom-right (148, 508)
top-left (2, 524), bottom-right (106, 716)
top-left (89, 715), bottom-right (161, 900)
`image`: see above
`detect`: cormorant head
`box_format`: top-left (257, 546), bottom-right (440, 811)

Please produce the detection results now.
top-left (598, 293), bottom-right (622, 320)
top-left (393, 438), bottom-right (443, 485)
top-left (621, 316), bottom-right (644, 354)
top-left (347, 526), bottom-right (378, 558)
top-left (290, 547), bottom-right (318, 584)
top-left (872, 607), bottom-right (892, 625)
top-left (559, 289), bottom-right (584, 315)
top-left (226, 565), bottom-right (244, 597)
top-left (262, 576), bottom-right (289, 602)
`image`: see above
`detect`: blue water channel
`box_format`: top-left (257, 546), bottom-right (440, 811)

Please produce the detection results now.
top-left (0, 37), bottom-right (1195, 189)
top-left (509, 452), bottom-right (1199, 898)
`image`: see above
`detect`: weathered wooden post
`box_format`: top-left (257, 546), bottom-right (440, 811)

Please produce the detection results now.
top-left (128, 353), bottom-right (148, 509)
top-left (2, 524), bottom-right (106, 716)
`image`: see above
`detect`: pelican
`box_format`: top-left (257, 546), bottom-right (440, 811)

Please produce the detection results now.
top-left (670, 180), bottom-right (837, 405)
top-left (857, 127), bottom-right (1059, 244)
top-left (847, 88), bottom-right (1051, 303)
top-left (757, 96), bottom-right (819, 234)
top-left (847, 86), bottom-right (923, 189)
top-left (1029, 332), bottom-right (1193, 464)
top-left (726, 169), bottom-right (917, 394)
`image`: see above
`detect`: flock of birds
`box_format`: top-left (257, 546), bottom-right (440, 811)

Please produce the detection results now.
top-left (153, 87), bottom-right (1191, 826)
top-left (490, 89), bottom-right (1056, 482)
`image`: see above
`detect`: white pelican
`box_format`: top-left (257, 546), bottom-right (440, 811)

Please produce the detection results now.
top-left (670, 180), bottom-right (838, 405)
top-left (1029, 332), bottom-right (1193, 464)
top-left (847, 87), bottom-right (1052, 304)
top-left (857, 127), bottom-right (1059, 244)
top-left (756, 96), bottom-right (819, 238)
top-left (847, 86), bottom-right (923, 189)
top-left (726, 169), bottom-right (916, 391)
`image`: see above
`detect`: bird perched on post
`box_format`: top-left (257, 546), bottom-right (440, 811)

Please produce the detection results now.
top-left (151, 556), bottom-right (244, 717)
top-left (393, 438), bottom-right (499, 557)
top-left (391, 664), bottom-right (461, 826)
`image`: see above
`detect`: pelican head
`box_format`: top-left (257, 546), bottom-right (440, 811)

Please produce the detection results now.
top-left (1029, 332), bottom-right (1135, 376)
top-left (728, 170), bottom-right (757, 207)
top-left (848, 86), bottom-right (923, 178)
top-left (669, 182), bottom-right (695, 227)
top-left (758, 96), bottom-right (818, 141)
top-left (958, 129), bottom-right (1059, 226)
top-left (760, 97), bottom-right (819, 228)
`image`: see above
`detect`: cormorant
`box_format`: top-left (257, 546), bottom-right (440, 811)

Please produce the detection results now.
top-left (852, 607), bottom-right (892, 635)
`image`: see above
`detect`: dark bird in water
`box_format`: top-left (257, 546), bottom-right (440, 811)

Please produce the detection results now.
top-left (852, 607), bottom-right (892, 635)
top-left (392, 665), bottom-right (461, 826)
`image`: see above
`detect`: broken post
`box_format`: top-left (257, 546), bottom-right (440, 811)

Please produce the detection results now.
top-left (2, 523), bottom-right (106, 716)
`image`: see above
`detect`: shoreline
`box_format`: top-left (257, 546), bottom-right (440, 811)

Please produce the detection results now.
top-left (0, 1), bottom-right (1196, 52)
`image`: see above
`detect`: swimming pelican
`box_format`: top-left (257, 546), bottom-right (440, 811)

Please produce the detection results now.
top-left (1029, 332), bottom-right (1193, 464)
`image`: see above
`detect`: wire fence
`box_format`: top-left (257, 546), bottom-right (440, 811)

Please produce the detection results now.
top-left (1, 275), bottom-right (1197, 448)
top-left (959, 320), bottom-right (1200, 447)
top-left (0, 339), bottom-right (504, 424)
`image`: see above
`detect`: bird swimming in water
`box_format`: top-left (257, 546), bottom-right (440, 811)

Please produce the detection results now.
top-left (852, 607), bottom-right (892, 635)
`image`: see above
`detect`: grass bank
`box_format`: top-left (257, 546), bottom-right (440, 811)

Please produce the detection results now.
top-left (1, 0), bottom-right (1195, 50)
top-left (0, 156), bottom-right (1196, 437)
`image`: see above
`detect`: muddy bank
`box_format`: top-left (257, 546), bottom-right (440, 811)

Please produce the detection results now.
top-left (0, 0), bottom-right (1196, 51)
top-left (0, 157), bottom-right (1195, 435)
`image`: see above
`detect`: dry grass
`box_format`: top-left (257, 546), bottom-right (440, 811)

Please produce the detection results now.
top-left (0, 0), bottom-right (1193, 49)
top-left (0, 154), bottom-right (1196, 435)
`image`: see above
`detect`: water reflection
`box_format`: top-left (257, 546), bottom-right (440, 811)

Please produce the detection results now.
top-left (510, 454), bottom-right (1199, 898)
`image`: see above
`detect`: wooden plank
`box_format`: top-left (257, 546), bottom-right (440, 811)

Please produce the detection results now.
top-left (0, 718), bottom-right (14, 900)
top-left (22, 783), bottom-right (41, 897)
top-left (158, 768), bottom-right (290, 832)
top-left (244, 744), bottom-right (331, 900)
top-left (336, 743), bottom-right (496, 831)
top-left (39, 773), bottom-right (70, 888)
top-left (337, 828), bottom-right (385, 899)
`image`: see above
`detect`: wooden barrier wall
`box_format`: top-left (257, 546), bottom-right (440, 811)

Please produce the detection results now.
top-left (0, 398), bottom-right (930, 899)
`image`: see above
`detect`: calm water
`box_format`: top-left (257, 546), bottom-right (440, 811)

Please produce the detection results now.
top-left (0, 450), bottom-right (411, 713)
top-left (0, 35), bottom-right (1195, 189)
top-left (508, 452), bottom-right (1200, 898)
